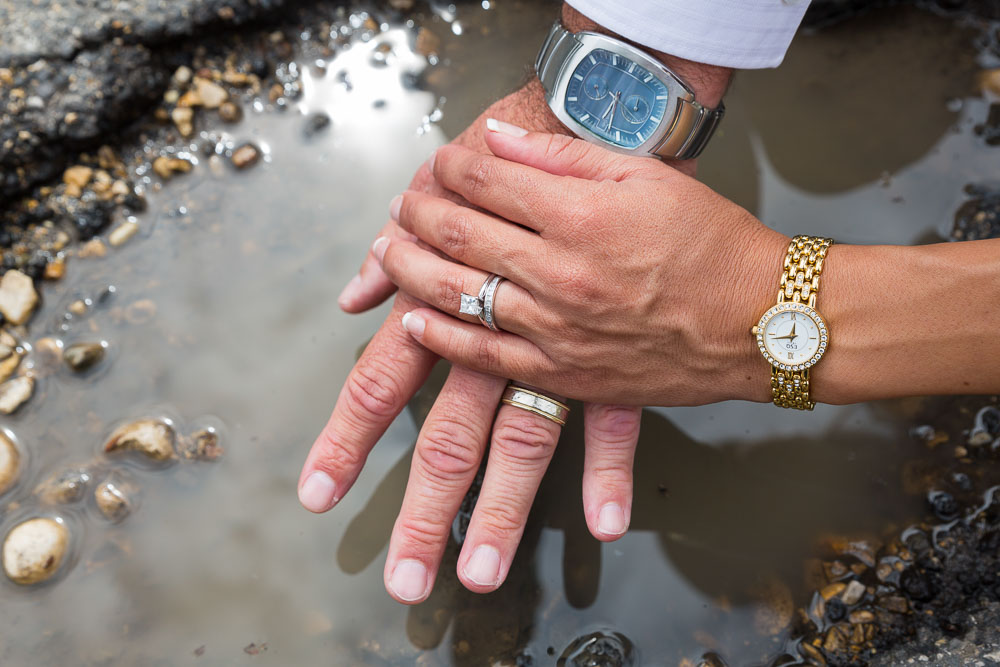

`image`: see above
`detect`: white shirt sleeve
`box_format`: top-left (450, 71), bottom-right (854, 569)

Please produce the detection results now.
top-left (565, 0), bottom-right (812, 69)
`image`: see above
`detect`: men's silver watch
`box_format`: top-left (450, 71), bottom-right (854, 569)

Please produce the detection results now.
top-left (535, 21), bottom-right (724, 160)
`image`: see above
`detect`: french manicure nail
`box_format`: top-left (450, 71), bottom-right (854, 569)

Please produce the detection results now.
top-left (485, 117), bottom-right (528, 138)
top-left (388, 559), bottom-right (429, 602)
top-left (389, 195), bottom-right (403, 221)
top-left (337, 274), bottom-right (362, 308)
top-left (299, 471), bottom-right (337, 513)
top-left (372, 236), bottom-right (388, 262)
top-left (597, 503), bottom-right (627, 535)
top-left (463, 545), bottom-right (501, 587)
top-left (401, 311), bottom-right (425, 337)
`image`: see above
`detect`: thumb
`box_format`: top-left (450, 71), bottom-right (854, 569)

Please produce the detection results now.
top-left (482, 118), bottom-right (665, 182)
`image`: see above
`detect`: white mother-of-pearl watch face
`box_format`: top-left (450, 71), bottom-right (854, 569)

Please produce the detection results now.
top-left (756, 303), bottom-right (829, 372)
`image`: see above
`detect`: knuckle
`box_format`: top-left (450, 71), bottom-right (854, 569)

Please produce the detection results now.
top-left (394, 514), bottom-right (449, 552)
top-left (416, 419), bottom-right (483, 478)
top-left (344, 358), bottom-right (406, 422)
top-left (493, 414), bottom-right (557, 463)
top-left (440, 208), bottom-right (473, 256)
top-left (476, 503), bottom-right (525, 536)
top-left (434, 271), bottom-right (466, 310)
top-left (466, 157), bottom-right (495, 200)
top-left (473, 335), bottom-right (503, 372)
top-left (315, 425), bottom-right (364, 472)
top-left (589, 406), bottom-right (641, 448)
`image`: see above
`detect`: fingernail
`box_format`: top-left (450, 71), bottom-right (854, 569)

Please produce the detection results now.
top-left (337, 274), bottom-right (362, 308)
top-left (389, 195), bottom-right (403, 222)
top-left (463, 545), bottom-right (501, 587)
top-left (299, 471), bottom-right (337, 513)
top-left (486, 118), bottom-right (528, 138)
top-left (598, 503), bottom-right (627, 536)
top-left (401, 311), bottom-right (425, 337)
top-left (372, 236), bottom-right (388, 262)
top-left (388, 559), bottom-right (429, 602)
top-left (428, 149), bottom-right (437, 172)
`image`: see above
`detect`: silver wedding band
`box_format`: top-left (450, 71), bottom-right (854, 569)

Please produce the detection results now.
top-left (459, 273), bottom-right (505, 332)
top-left (502, 383), bottom-right (570, 426)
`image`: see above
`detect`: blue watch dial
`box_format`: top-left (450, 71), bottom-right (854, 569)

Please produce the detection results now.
top-left (564, 48), bottom-right (671, 150)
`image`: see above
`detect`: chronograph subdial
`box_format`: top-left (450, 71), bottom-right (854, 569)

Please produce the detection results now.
top-left (621, 94), bottom-right (651, 125)
top-left (583, 73), bottom-right (609, 100)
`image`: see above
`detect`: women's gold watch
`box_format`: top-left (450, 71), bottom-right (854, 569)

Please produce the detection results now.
top-left (751, 236), bottom-right (834, 410)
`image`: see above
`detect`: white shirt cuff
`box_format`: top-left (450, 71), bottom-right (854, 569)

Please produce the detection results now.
top-left (565, 0), bottom-right (811, 69)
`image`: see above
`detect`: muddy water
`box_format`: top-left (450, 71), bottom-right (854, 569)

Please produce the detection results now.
top-left (1, 2), bottom-right (997, 665)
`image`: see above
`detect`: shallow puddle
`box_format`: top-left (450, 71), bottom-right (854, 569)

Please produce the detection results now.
top-left (1, 1), bottom-right (998, 665)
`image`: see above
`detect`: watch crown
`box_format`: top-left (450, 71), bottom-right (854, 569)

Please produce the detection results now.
top-left (750, 326), bottom-right (759, 336)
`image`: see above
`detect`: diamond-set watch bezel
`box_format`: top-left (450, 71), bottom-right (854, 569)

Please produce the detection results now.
top-left (756, 302), bottom-right (829, 372)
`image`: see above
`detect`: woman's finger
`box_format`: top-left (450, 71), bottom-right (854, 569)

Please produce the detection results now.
top-left (429, 144), bottom-right (588, 234)
top-left (389, 191), bottom-right (548, 286)
top-left (337, 219), bottom-right (411, 313)
top-left (383, 366), bottom-right (504, 604)
top-left (400, 307), bottom-right (556, 389)
top-left (457, 401), bottom-right (564, 592)
top-left (581, 403), bottom-right (641, 541)
top-left (483, 119), bottom-right (667, 182)
top-left (376, 237), bottom-right (542, 338)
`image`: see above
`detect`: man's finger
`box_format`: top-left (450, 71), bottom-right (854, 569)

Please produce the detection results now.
top-left (338, 219), bottom-right (416, 313)
top-left (383, 366), bottom-right (504, 604)
top-left (581, 403), bottom-right (640, 541)
top-left (457, 402), bottom-right (563, 592)
top-left (298, 295), bottom-right (438, 513)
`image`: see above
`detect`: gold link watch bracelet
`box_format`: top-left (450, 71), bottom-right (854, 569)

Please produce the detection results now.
top-left (752, 235), bottom-right (834, 410)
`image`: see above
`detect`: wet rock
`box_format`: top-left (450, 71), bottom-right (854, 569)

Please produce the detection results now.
top-left (2, 517), bottom-right (69, 585)
top-left (36, 467), bottom-right (92, 504)
top-left (62, 342), bottom-right (106, 373)
top-left (170, 106), bottom-right (194, 137)
top-left (94, 475), bottom-right (138, 523)
top-left (303, 112), bottom-right (331, 138)
top-left (231, 143), bottom-right (261, 169)
top-left (0, 347), bottom-right (22, 382)
top-left (928, 490), bottom-right (960, 521)
top-left (825, 597), bottom-right (847, 622)
top-left (0, 430), bottom-right (21, 495)
top-left (841, 579), bottom-right (866, 605)
top-left (900, 568), bottom-right (935, 601)
top-left (0, 376), bottom-right (34, 414)
top-left (179, 428), bottom-right (224, 461)
top-left (953, 185), bottom-right (1000, 241)
top-left (0, 270), bottom-right (39, 325)
top-left (558, 630), bottom-right (635, 667)
top-left (108, 220), bottom-right (139, 247)
top-left (62, 165), bottom-right (93, 197)
top-left (77, 238), bottom-right (108, 259)
top-left (43, 256), bottom-right (66, 280)
top-left (980, 68), bottom-right (1000, 96)
top-left (193, 77), bottom-right (228, 109)
top-left (152, 156), bottom-right (193, 180)
top-left (218, 100), bottom-right (243, 123)
top-left (104, 418), bottom-right (176, 461)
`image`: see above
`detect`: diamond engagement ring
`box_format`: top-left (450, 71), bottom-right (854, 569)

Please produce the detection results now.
top-left (502, 384), bottom-right (570, 426)
top-left (459, 273), bottom-right (505, 332)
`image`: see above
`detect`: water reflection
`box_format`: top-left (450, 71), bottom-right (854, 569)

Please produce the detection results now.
top-left (0, 1), bottom-right (995, 665)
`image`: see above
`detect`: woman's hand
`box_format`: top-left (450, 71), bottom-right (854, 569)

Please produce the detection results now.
top-left (376, 122), bottom-right (791, 406)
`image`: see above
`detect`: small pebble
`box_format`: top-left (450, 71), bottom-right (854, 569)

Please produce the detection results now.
top-left (0, 348), bottom-right (22, 382)
top-left (36, 467), bottom-right (92, 504)
top-left (152, 156), bottom-right (193, 180)
top-left (108, 220), bottom-right (139, 247)
top-left (77, 239), bottom-right (107, 258)
top-left (231, 144), bottom-right (261, 169)
top-left (841, 579), bottom-right (866, 605)
top-left (194, 77), bottom-right (229, 109)
top-left (104, 418), bottom-right (176, 462)
top-left (0, 376), bottom-right (34, 414)
top-left (0, 270), bottom-right (39, 325)
top-left (63, 342), bottom-right (105, 373)
top-left (179, 428), bottom-right (224, 461)
top-left (218, 100), bottom-right (243, 123)
top-left (94, 475), bottom-right (137, 523)
top-left (2, 517), bottom-right (69, 585)
top-left (0, 430), bottom-right (21, 495)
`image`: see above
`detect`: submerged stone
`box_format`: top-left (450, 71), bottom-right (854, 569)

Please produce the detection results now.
top-left (179, 428), bottom-right (224, 461)
top-left (35, 467), bottom-right (92, 504)
top-left (104, 418), bottom-right (176, 461)
top-left (231, 143), bottom-right (261, 169)
top-left (0, 431), bottom-right (21, 495)
top-left (94, 475), bottom-right (137, 523)
top-left (2, 517), bottom-right (69, 585)
top-left (0, 270), bottom-right (39, 325)
top-left (0, 376), bottom-right (34, 414)
top-left (63, 342), bottom-right (105, 372)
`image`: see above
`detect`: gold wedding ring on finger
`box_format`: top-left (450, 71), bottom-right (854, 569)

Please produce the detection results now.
top-left (459, 273), bottom-right (505, 332)
top-left (502, 383), bottom-right (570, 426)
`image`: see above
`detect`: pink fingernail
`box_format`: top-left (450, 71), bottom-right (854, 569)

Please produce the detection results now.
top-left (401, 312), bottom-right (425, 337)
top-left (299, 471), bottom-right (338, 513)
top-left (372, 236), bottom-right (388, 262)
top-left (428, 149), bottom-right (437, 172)
top-left (486, 118), bottom-right (528, 138)
top-left (597, 503), bottom-right (627, 535)
top-left (463, 545), bottom-right (501, 586)
top-left (388, 559), bottom-right (429, 602)
top-left (337, 274), bottom-right (362, 308)
top-left (389, 195), bottom-right (403, 222)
